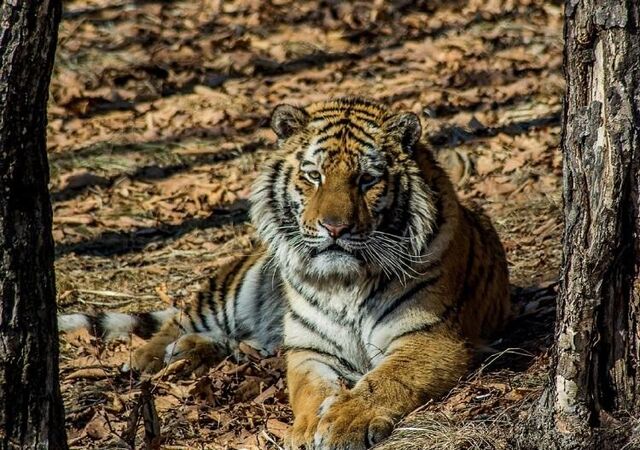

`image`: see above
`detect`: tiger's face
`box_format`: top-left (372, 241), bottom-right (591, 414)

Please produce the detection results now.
top-left (251, 98), bottom-right (438, 281)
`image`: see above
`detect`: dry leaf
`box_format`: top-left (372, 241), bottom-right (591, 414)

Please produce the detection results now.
top-left (83, 414), bottom-right (110, 441)
top-left (65, 368), bottom-right (110, 380)
top-left (266, 419), bottom-right (290, 439)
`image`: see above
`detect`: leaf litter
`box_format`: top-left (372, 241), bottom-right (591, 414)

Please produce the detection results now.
top-left (53, 0), bottom-right (563, 448)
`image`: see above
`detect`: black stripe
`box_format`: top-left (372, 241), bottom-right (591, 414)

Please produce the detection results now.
top-left (317, 119), bottom-right (344, 134)
top-left (311, 145), bottom-right (327, 155)
top-left (94, 311), bottom-right (162, 338)
top-left (288, 308), bottom-right (344, 352)
top-left (275, 166), bottom-right (293, 212)
top-left (346, 129), bottom-right (375, 150)
top-left (284, 345), bottom-right (360, 374)
top-left (186, 309), bottom-right (199, 333)
top-left (382, 319), bottom-right (446, 354)
top-left (313, 134), bottom-right (335, 146)
top-left (265, 160), bottom-right (297, 230)
top-left (311, 111), bottom-right (380, 129)
top-left (346, 120), bottom-right (374, 140)
top-left (132, 312), bottom-right (162, 339)
top-left (282, 165), bottom-right (293, 186)
top-left (292, 357), bottom-right (340, 373)
top-left (278, 167), bottom-right (297, 223)
top-left (203, 280), bottom-right (224, 332)
top-left (253, 263), bottom-right (269, 316)
top-left (370, 274), bottom-right (440, 333)
top-left (379, 174), bottom-right (402, 233)
top-left (268, 161), bottom-right (285, 193)
top-left (382, 173), bottom-right (410, 236)
top-left (351, 114), bottom-right (379, 129)
top-left (194, 292), bottom-right (210, 332)
top-left (288, 280), bottom-right (351, 327)
top-left (358, 280), bottom-right (385, 328)
top-left (172, 316), bottom-right (187, 334)
top-left (217, 259), bottom-right (244, 335)
top-left (230, 258), bottom-right (254, 336)
top-left (90, 313), bottom-right (107, 337)
top-left (317, 118), bottom-right (373, 139)
top-left (292, 182), bottom-right (305, 199)
top-left (263, 160), bottom-right (284, 213)
top-left (312, 123), bottom-right (377, 150)
top-left (269, 160), bottom-right (285, 183)
top-left (371, 178), bottom-right (390, 212)
top-left (312, 106), bottom-right (379, 119)
top-left (421, 184), bottom-right (444, 250)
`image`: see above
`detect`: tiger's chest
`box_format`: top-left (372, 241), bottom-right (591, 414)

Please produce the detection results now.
top-left (282, 273), bottom-right (445, 382)
top-left (282, 280), bottom-right (393, 381)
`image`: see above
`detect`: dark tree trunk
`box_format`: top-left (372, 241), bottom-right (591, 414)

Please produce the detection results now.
top-left (0, 1), bottom-right (67, 449)
top-left (526, 0), bottom-right (640, 449)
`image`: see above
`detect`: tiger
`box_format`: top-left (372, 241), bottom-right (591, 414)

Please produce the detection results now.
top-left (59, 97), bottom-right (511, 450)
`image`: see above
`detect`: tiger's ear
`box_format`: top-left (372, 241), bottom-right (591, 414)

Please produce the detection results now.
top-left (384, 112), bottom-right (422, 153)
top-left (271, 104), bottom-right (309, 140)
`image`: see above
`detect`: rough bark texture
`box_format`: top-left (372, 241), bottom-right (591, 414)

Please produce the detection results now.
top-left (0, 1), bottom-right (67, 449)
top-left (527, 0), bottom-right (640, 449)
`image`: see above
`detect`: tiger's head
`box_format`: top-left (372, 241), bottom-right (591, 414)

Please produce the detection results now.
top-left (251, 98), bottom-right (439, 282)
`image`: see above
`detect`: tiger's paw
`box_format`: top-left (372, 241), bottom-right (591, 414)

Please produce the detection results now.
top-left (285, 411), bottom-right (320, 450)
top-left (162, 334), bottom-right (220, 376)
top-left (313, 393), bottom-right (395, 450)
top-left (131, 340), bottom-right (170, 374)
top-left (130, 323), bottom-right (182, 374)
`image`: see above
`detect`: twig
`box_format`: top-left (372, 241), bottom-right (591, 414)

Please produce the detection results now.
top-left (78, 298), bottom-right (136, 308)
top-left (76, 289), bottom-right (157, 299)
top-left (261, 430), bottom-right (285, 450)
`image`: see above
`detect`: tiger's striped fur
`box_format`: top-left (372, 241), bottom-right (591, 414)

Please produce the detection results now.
top-left (59, 97), bottom-right (510, 450)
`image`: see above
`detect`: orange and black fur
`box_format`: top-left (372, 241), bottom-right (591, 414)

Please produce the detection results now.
top-left (60, 97), bottom-right (510, 450)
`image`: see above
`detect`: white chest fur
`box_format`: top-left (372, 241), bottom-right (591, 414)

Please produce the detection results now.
top-left (283, 277), bottom-right (384, 379)
top-left (282, 271), bottom-right (444, 384)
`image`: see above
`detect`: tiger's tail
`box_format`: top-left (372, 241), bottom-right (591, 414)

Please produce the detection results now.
top-left (58, 308), bottom-right (180, 340)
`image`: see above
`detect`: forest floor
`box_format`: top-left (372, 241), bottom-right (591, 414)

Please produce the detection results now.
top-left (52, 0), bottom-right (564, 448)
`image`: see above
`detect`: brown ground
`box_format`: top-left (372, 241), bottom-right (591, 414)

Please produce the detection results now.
top-left (53, 0), bottom-right (564, 448)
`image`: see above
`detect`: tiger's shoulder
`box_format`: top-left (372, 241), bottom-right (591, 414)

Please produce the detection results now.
top-left (414, 143), bottom-right (511, 340)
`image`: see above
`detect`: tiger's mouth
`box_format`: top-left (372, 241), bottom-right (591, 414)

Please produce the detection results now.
top-left (312, 243), bottom-right (348, 255)
top-left (310, 242), bottom-right (362, 259)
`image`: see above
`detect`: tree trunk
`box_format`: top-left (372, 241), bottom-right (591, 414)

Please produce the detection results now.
top-left (528, 0), bottom-right (640, 449)
top-left (0, 1), bottom-right (67, 449)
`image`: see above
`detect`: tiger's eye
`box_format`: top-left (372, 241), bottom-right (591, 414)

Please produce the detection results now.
top-left (306, 170), bottom-right (321, 182)
top-left (360, 173), bottom-right (379, 188)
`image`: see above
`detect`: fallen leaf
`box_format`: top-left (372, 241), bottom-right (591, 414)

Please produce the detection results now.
top-left (65, 368), bottom-right (110, 380)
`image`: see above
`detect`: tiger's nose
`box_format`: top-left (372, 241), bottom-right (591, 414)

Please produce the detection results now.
top-left (319, 220), bottom-right (351, 238)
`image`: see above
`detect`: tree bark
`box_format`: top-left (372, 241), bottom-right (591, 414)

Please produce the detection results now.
top-left (0, 1), bottom-right (67, 449)
top-left (527, 0), bottom-right (640, 449)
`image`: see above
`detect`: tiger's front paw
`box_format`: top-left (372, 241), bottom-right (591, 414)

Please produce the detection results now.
top-left (131, 324), bottom-right (181, 374)
top-left (314, 393), bottom-right (395, 450)
top-left (131, 340), bottom-right (168, 374)
top-left (162, 334), bottom-right (220, 376)
top-left (285, 411), bottom-right (320, 450)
